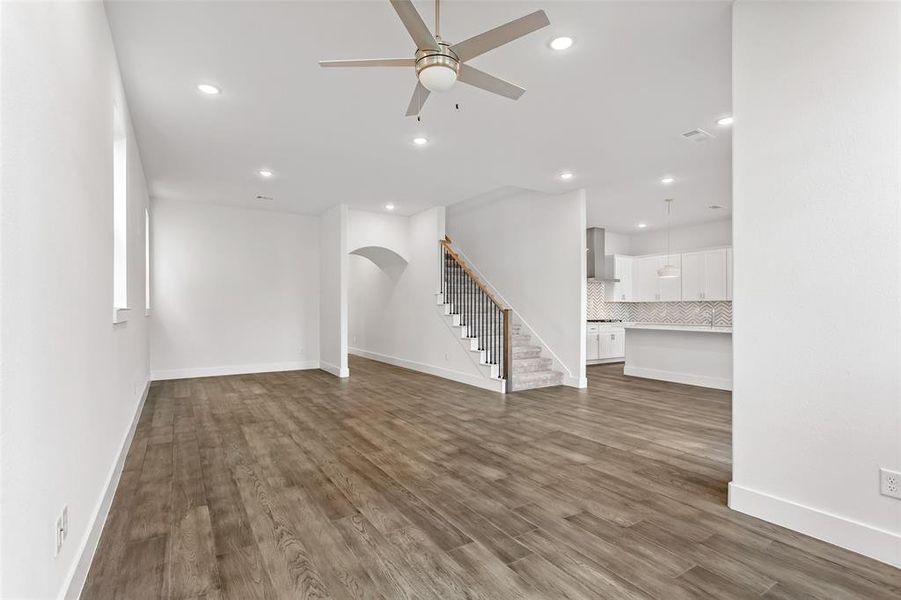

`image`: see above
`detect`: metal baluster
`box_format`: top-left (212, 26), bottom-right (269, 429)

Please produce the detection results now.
top-left (480, 290), bottom-right (484, 350)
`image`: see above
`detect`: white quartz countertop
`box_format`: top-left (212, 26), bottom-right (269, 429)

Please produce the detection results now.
top-left (622, 322), bottom-right (733, 334)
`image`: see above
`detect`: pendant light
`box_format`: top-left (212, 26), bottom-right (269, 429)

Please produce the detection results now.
top-left (657, 198), bottom-right (681, 278)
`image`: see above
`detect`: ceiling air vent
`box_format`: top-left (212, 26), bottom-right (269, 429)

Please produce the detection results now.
top-left (682, 128), bottom-right (715, 143)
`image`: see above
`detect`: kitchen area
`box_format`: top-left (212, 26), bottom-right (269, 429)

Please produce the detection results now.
top-left (585, 226), bottom-right (733, 390)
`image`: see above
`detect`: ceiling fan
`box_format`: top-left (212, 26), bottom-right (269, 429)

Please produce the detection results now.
top-left (319, 0), bottom-right (550, 117)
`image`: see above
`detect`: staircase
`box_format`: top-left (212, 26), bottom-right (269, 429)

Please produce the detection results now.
top-left (438, 236), bottom-right (564, 393)
top-left (510, 321), bottom-right (564, 391)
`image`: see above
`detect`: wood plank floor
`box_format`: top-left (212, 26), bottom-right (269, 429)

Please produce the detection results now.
top-left (83, 356), bottom-right (901, 599)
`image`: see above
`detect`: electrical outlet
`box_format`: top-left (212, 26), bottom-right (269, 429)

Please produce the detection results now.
top-left (880, 468), bottom-right (901, 499)
top-left (54, 505), bottom-right (69, 557)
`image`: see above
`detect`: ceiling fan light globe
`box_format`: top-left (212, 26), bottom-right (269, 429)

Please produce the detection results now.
top-left (419, 64), bottom-right (458, 92)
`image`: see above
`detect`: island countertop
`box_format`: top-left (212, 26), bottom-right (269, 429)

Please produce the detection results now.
top-left (622, 322), bottom-right (733, 334)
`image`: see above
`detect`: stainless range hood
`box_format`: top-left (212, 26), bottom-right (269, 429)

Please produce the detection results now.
top-left (586, 227), bottom-right (619, 281)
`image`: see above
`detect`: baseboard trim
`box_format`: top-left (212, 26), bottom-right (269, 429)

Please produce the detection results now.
top-left (319, 360), bottom-right (350, 378)
top-left (728, 482), bottom-right (901, 568)
top-left (150, 360), bottom-right (319, 381)
top-left (349, 347), bottom-right (506, 393)
top-left (564, 375), bottom-right (588, 388)
top-left (63, 380), bottom-right (151, 599)
top-left (623, 365), bottom-right (732, 390)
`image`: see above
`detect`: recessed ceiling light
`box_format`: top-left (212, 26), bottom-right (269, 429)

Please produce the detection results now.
top-left (412, 137), bottom-right (428, 146)
top-left (257, 169), bottom-right (273, 178)
top-left (716, 115), bottom-right (734, 126)
top-left (559, 171), bottom-right (574, 180)
top-left (197, 83), bottom-right (221, 95)
top-left (661, 176), bottom-right (675, 184)
top-left (385, 204), bottom-right (395, 210)
top-left (550, 37), bottom-right (573, 51)
top-left (638, 223), bottom-right (648, 228)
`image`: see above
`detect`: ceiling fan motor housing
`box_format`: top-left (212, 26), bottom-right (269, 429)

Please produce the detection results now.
top-left (415, 44), bottom-right (460, 89)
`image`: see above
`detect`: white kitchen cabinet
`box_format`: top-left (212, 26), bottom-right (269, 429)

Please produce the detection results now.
top-left (657, 254), bottom-right (682, 301)
top-left (606, 248), bottom-right (731, 304)
top-left (597, 332), bottom-right (612, 358)
top-left (634, 256), bottom-right (660, 302)
top-left (586, 324), bottom-right (599, 360)
top-left (586, 324), bottom-right (625, 362)
top-left (681, 252), bottom-right (706, 301)
top-left (681, 249), bottom-right (727, 301)
top-left (604, 255), bottom-right (634, 302)
top-left (586, 333), bottom-right (599, 360)
top-left (609, 330), bottom-right (625, 357)
top-left (633, 254), bottom-right (681, 302)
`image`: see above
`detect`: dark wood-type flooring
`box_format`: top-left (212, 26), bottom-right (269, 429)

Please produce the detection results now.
top-left (83, 356), bottom-right (901, 599)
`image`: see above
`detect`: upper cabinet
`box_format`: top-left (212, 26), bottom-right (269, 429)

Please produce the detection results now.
top-left (634, 256), bottom-right (659, 302)
top-left (609, 247), bottom-right (732, 303)
top-left (657, 254), bottom-right (683, 301)
top-left (604, 255), bottom-right (634, 302)
top-left (681, 248), bottom-right (728, 301)
top-left (633, 254), bottom-right (682, 302)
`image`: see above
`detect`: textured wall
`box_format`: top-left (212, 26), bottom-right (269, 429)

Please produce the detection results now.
top-left (587, 281), bottom-right (732, 326)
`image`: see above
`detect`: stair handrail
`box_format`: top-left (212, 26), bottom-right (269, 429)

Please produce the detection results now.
top-left (439, 236), bottom-right (511, 390)
top-left (440, 236), bottom-right (507, 309)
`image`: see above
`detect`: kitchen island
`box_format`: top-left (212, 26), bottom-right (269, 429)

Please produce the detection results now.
top-left (622, 323), bottom-right (732, 390)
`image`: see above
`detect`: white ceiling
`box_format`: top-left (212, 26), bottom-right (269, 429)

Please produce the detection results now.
top-left (106, 0), bottom-right (732, 232)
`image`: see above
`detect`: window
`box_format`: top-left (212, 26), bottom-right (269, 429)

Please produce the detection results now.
top-left (113, 104), bottom-right (128, 321)
top-left (145, 208), bottom-right (151, 315)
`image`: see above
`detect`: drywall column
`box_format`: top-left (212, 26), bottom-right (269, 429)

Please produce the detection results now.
top-left (731, 1), bottom-right (901, 566)
top-left (319, 204), bottom-right (349, 377)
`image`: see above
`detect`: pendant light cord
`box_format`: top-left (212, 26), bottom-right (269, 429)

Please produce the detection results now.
top-left (665, 199), bottom-right (672, 261)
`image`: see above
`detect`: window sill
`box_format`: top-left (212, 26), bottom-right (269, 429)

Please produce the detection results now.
top-left (113, 307), bottom-right (131, 324)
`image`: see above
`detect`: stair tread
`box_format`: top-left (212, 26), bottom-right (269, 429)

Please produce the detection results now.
top-left (513, 369), bottom-right (562, 380)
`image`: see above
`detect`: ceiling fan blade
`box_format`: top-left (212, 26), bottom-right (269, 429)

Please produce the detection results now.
top-left (319, 58), bottom-right (415, 68)
top-left (405, 81), bottom-right (431, 117)
top-left (457, 64), bottom-right (525, 100)
top-left (450, 10), bottom-right (550, 61)
top-left (389, 0), bottom-right (438, 50)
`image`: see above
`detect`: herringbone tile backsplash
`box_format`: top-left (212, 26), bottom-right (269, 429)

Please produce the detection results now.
top-left (587, 281), bottom-right (732, 327)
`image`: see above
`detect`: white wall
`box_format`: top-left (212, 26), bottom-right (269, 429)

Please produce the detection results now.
top-left (447, 188), bottom-right (588, 386)
top-left (1, 2), bottom-right (151, 596)
top-left (149, 199), bottom-right (320, 379)
top-left (347, 207), bottom-right (495, 389)
top-left (603, 230), bottom-right (634, 255)
top-left (628, 218), bottom-right (732, 255)
top-left (319, 204), bottom-right (348, 377)
top-left (731, 1), bottom-right (901, 567)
